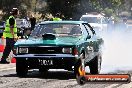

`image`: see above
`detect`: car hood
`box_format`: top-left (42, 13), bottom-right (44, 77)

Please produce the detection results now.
top-left (15, 36), bottom-right (83, 46)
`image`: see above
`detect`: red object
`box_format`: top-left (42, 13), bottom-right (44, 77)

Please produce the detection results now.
top-left (11, 57), bottom-right (16, 63)
top-left (0, 45), bottom-right (5, 52)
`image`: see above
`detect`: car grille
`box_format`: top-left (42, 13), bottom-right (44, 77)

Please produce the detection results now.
top-left (28, 47), bottom-right (63, 54)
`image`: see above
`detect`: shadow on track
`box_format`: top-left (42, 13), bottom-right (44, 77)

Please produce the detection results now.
top-left (0, 70), bottom-right (76, 80)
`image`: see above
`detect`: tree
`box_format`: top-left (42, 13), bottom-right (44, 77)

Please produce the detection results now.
top-left (46, 0), bottom-right (126, 20)
top-left (47, 0), bottom-right (79, 20)
top-left (0, 0), bottom-right (130, 20)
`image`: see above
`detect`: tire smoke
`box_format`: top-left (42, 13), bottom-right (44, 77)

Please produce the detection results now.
top-left (101, 30), bottom-right (132, 73)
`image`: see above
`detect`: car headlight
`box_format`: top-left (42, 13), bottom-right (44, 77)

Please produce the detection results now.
top-left (62, 48), bottom-right (72, 53)
top-left (19, 48), bottom-right (28, 53)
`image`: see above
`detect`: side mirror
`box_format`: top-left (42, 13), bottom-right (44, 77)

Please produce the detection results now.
top-left (86, 35), bottom-right (91, 40)
top-left (91, 28), bottom-right (96, 35)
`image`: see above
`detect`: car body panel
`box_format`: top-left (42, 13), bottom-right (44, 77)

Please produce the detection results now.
top-left (15, 36), bottom-right (83, 46)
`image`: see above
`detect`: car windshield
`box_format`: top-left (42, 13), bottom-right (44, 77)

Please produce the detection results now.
top-left (31, 23), bottom-right (82, 37)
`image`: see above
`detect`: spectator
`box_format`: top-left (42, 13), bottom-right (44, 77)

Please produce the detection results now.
top-left (0, 8), bottom-right (19, 64)
top-left (30, 15), bottom-right (36, 30)
top-left (53, 13), bottom-right (62, 21)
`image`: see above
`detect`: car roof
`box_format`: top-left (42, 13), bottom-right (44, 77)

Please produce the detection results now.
top-left (39, 21), bottom-right (87, 24)
top-left (81, 14), bottom-right (104, 18)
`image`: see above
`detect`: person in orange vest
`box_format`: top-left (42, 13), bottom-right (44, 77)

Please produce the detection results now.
top-left (0, 8), bottom-right (19, 64)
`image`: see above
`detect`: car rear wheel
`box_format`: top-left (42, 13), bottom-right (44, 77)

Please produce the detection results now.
top-left (89, 55), bottom-right (102, 74)
top-left (16, 58), bottom-right (28, 77)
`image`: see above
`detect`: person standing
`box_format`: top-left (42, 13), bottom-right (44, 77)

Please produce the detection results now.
top-left (53, 13), bottom-right (62, 21)
top-left (0, 8), bottom-right (19, 64)
top-left (30, 15), bottom-right (36, 31)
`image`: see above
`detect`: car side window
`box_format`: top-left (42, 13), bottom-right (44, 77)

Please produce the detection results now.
top-left (83, 24), bottom-right (93, 37)
top-left (81, 24), bottom-right (90, 37)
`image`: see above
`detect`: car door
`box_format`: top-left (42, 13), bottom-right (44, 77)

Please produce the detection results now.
top-left (82, 23), bottom-right (99, 63)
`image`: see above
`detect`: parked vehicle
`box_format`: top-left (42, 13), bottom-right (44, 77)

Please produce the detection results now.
top-left (80, 12), bottom-right (108, 32)
top-left (126, 19), bottom-right (132, 31)
top-left (16, 18), bottom-right (31, 28)
top-left (0, 18), bottom-right (31, 38)
top-left (0, 21), bottom-right (6, 37)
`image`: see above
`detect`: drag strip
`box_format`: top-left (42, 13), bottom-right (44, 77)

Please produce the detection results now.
top-left (0, 67), bottom-right (131, 88)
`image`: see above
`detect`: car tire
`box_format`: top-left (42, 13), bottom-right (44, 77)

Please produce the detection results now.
top-left (76, 76), bottom-right (86, 85)
top-left (89, 55), bottom-right (102, 74)
top-left (16, 58), bottom-right (28, 77)
top-left (74, 59), bottom-right (81, 78)
top-left (74, 53), bottom-right (85, 78)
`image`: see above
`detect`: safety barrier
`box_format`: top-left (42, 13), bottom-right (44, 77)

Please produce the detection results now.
top-left (0, 36), bottom-right (5, 52)
top-left (11, 57), bottom-right (16, 63)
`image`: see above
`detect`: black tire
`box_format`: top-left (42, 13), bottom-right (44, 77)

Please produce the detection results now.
top-left (16, 58), bottom-right (28, 77)
top-left (77, 76), bottom-right (86, 85)
top-left (74, 59), bottom-right (81, 78)
top-left (89, 55), bottom-right (102, 74)
top-left (74, 53), bottom-right (85, 78)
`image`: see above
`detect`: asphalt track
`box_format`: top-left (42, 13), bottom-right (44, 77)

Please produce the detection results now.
top-left (0, 64), bottom-right (131, 88)
top-left (0, 31), bottom-right (132, 88)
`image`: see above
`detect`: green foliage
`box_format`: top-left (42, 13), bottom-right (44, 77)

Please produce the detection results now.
top-left (46, 0), bottom-right (126, 20)
top-left (47, 0), bottom-right (79, 20)
top-left (0, 0), bottom-right (130, 20)
top-left (103, 8), bottom-right (114, 17)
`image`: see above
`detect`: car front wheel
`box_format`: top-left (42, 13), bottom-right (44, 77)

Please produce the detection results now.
top-left (74, 53), bottom-right (85, 78)
top-left (74, 59), bottom-right (81, 78)
top-left (16, 58), bottom-right (28, 77)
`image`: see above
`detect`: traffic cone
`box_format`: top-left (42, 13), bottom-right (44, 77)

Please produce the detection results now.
top-left (0, 45), bottom-right (4, 52)
top-left (11, 57), bottom-right (16, 63)
top-left (0, 36), bottom-right (5, 52)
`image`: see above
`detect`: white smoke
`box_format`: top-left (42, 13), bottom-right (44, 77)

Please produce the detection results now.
top-left (100, 30), bottom-right (132, 73)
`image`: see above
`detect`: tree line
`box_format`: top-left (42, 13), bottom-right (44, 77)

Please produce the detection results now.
top-left (0, 0), bottom-right (131, 20)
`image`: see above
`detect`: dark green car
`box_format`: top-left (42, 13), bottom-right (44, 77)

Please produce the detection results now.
top-left (14, 21), bottom-right (103, 77)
